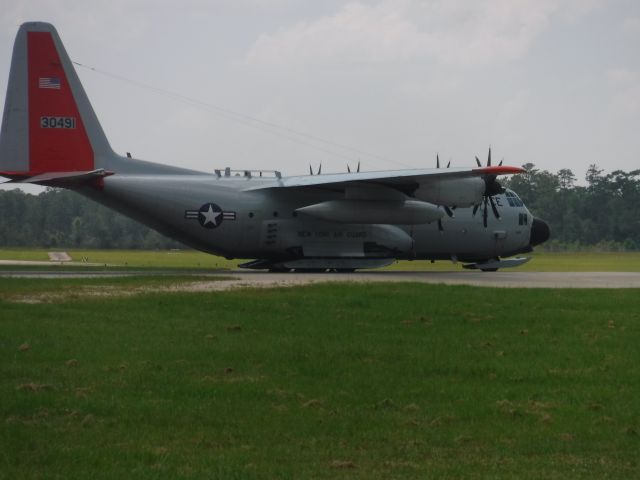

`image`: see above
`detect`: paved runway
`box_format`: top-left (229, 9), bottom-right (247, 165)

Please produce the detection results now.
top-left (1, 269), bottom-right (640, 288)
top-left (240, 271), bottom-right (640, 288)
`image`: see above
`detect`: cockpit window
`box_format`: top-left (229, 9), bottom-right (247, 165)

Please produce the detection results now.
top-left (505, 190), bottom-right (524, 207)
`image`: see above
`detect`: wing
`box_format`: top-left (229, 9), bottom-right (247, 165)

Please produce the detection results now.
top-left (246, 165), bottom-right (523, 191)
top-left (244, 165), bottom-right (524, 207)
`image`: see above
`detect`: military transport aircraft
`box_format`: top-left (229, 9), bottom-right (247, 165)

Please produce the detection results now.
top-left (0, 22), bottom-right (549, 272)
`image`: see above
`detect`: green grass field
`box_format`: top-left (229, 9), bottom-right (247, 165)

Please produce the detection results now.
top-left (1, 278), bottom-right (639, 478)
top-left (1, 248), bottom-right (640, 271)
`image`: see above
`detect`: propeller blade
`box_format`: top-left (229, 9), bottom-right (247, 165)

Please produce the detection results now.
top-left (472, 204), bottom-right (480, 216)
top-left (437, 154), bottom-right (440, 169)
top-left (499, 158), bottom-right (503, 166)
top-left (483, 197), bottom-right (488, 228)
top-left (447, 160), bottom-right (451, 168)
top-left (475, 156), bottom-right (482, 167)
top-left (444, 206), bottom-right (454, 218)
top-left (317, 163), bottom-right (322, 175)
top-left (357, 161), bottom-right (360, 173)
top-left (489, 195), bottom-right (501, 219)
top-left (347, 164), bottom-right (351, 173)
top-left (487, 147), bottom-right (492, 167)
top-left (309, 165), bottom-right (313, 175)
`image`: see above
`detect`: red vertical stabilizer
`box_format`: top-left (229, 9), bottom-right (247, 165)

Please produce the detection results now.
top-left (27, 31), bottom-right (94, 174)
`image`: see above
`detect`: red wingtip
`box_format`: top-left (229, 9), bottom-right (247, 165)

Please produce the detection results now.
top-left (473, 165), bottom-right (525, 175)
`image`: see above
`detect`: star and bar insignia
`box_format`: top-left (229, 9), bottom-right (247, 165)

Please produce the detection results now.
top-left (184, 203), bottom-right (236, 229)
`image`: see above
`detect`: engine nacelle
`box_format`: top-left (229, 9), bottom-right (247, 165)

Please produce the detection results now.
top-left (414, 177), bottom-right (485, 207)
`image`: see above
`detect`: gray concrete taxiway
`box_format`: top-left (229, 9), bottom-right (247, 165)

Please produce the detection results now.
top-left (1, 269), bottom-right (639, 288)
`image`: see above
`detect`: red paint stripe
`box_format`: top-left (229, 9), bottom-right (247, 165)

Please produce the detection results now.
top-left (473, 166), bottom-right (525, 175)
top-left (27, 31), bottom-right (93, 174)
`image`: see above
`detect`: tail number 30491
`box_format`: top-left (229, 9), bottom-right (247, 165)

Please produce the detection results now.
top-left (40, 116), bottom-right (76, 129)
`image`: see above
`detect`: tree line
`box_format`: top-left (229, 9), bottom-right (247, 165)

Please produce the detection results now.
top-left (0, 188), bottom-right (180, 249)
top-left (0, 165), bottom-right (638, 250)
top-left (504, 165), bottom-right (640, 251)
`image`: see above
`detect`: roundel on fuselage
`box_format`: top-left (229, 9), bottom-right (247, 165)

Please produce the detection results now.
top-left (198, 203), bottom-right (224, 229)
top-left (184, 203), bottom-right (236, 229)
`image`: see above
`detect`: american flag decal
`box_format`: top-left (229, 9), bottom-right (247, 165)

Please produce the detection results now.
top-left (39, 77), bottom-right (61, 89)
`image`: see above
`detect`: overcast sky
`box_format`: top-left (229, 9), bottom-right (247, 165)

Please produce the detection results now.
top-left (1, 0), bottom-right (639, 192)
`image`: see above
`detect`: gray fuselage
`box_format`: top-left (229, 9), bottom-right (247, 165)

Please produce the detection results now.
top-left (82, 172), bottom-right (537, 266)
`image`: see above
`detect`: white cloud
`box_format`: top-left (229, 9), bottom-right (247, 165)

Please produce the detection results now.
top-left (244, 0), bottom-right (607, 68)
top-left (622, 16), bottom-right (640, 36)
top-left (497, 89), bottom-right (531, 130)
top-left (245, 2), bottom-right (419, 66)
top-left (607, 67), bottom-right (640, 87)
top-left (607, 68), bottom-right (640, 116)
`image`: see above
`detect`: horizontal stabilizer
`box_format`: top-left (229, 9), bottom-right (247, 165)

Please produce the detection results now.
top-left (2, 168), bottom-right (113, 187)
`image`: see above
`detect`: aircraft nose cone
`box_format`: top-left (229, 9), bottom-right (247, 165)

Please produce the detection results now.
top-left (530, 217), bottom-right (551, 246)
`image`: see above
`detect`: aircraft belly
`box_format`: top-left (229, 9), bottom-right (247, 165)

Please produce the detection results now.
top-left (303, 243), bottom-right (364, 257)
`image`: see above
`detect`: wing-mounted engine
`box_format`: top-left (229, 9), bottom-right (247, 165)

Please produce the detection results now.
top-left (414, 177), bottom-right (486, 208)
top-left (413, 149), bottom-right (510, 209)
